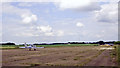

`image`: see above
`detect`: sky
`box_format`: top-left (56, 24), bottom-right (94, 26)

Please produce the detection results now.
top-left (1, 0), bottom-right (119, 44)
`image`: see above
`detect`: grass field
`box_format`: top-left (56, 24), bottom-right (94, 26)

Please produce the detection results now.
top-left (116, 45), bottom-right (120, 66)
top-left (0, 44), bottom-right (98, 49)
top-left (34, 44), bottom-right (98, 47)
top-left (2, 46), bottom-right (116, 66)
top-left (1, 44), bottom-right (118, 66)
top-left (0, 45), bottom-right (17, 49)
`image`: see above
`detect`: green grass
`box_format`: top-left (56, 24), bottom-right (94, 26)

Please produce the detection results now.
top-left (34, 44), bottom-right (98, 47)
top-left (0, 45), bottom-right (16, 47)
top-left (0, 45), bottom-right (19, 49)
top-left (0, 44), bottom-right (98, 49)
top-left (116, 45), bottom-right (120, 66)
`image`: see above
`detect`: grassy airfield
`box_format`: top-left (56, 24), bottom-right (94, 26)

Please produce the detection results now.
top-left (1, 44), bottom-right (119, 66)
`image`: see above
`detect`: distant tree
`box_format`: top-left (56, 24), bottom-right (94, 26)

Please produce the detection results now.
top-left (114, 41), bottom-right (120, 45)
top-left (98, 41), bottom-right (105, 45)
top-left (2, 42), bottom-right (15, 45)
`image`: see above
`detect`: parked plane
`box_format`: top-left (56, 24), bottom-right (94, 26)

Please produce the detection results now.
top-left (19, 43), bottom-right (44, 51)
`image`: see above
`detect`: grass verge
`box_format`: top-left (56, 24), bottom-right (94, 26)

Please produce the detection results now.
top-left (116, 45), bottom-right (120, 66)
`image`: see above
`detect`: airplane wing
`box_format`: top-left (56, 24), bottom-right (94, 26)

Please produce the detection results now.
top-left (19, 47), bottom-right (26, 48)
top-left (19, 47), bottom-right (44, 48)
top-left (19, 46), bottom-right (32, 48)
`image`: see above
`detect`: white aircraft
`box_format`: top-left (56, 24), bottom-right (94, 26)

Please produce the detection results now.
top-left (19, 43), bottom-right (44, 51)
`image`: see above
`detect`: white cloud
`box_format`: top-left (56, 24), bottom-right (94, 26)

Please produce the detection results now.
top-left (36, 25), bottom-right (54, 36)
top-left (76, 22), bottom-right (84, 27)
top-left (3, 3), bottom-right (37, 24)
top-left (94, 0), bottom-right (119, 2)
top-left (14, 27), bottom-right (39, 37)
top-left (56, 0), bottom-right (90, 9)
top-left (2, 2), bottom-right (118, 43)
top-left (37, 25), bottom-right (52, 33)
top-left (36, 25), bottom-right (64, 36)
top-left (54, 0), bottom-right (101, 11)
top-left (18, 2), bottom-right (33, 7)
top-left (45, 32), bottom-right (54, 36)
top-left (16, 32), bottom-right (35, 37)
top-left (15, 25), bottom-right (64, 37)
top-left (21, 14), bottom-right (37, 24)
top-left (96, 34), bottom-right (104, 38)
top-left (2, 3), bottom-right (32, 15)
top-left (56, 30), bottom-right (64, 36)
top-left (95, 3), bottom-right (118, 23)
top-left (2, 0), bottom-right (119, 2)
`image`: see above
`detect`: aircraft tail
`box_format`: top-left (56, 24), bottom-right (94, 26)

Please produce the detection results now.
top-left (24, 43), bottom-right (27, 48)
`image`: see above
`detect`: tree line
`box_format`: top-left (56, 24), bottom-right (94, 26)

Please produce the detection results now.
top-left (1, 41), bottom-right (120, 45)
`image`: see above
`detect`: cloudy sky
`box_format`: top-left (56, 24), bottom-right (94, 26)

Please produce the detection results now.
top-left (1, 0), bottom-right (118, 44)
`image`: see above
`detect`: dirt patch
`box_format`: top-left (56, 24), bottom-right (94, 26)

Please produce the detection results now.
top-left (85, 49), bottom-right (117, 66)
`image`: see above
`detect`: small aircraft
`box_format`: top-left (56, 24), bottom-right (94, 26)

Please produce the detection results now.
top-left (19, 43), bottom-right (44, 51)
